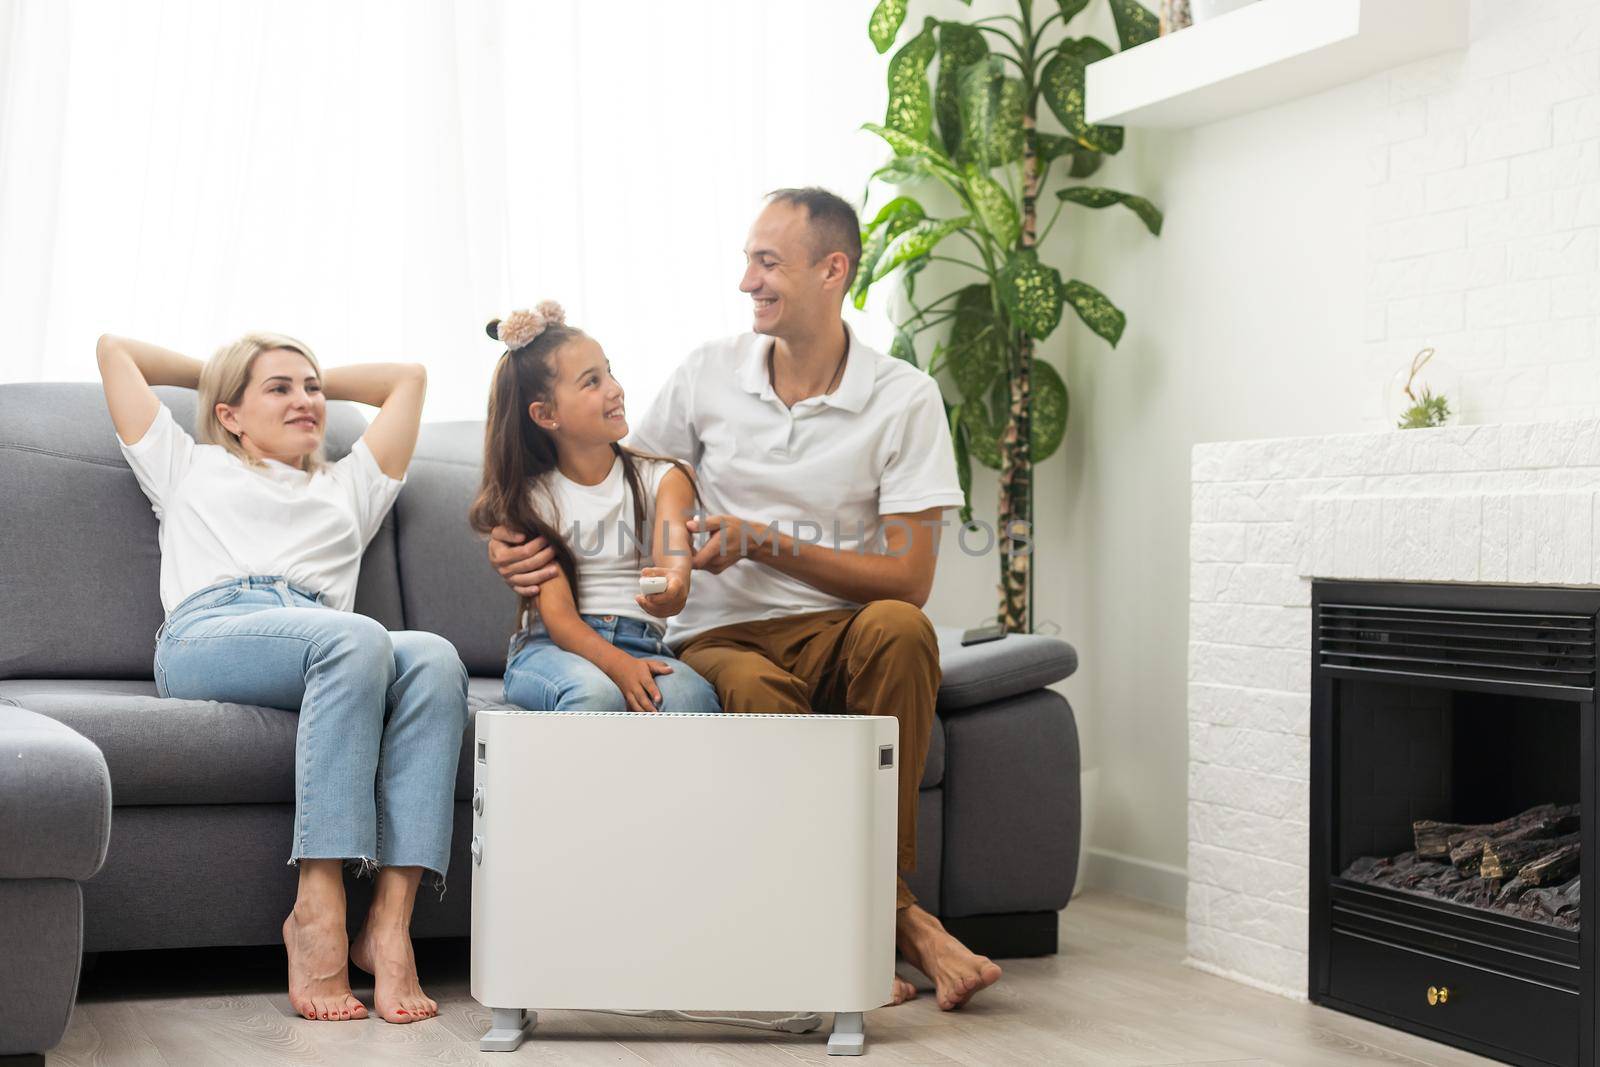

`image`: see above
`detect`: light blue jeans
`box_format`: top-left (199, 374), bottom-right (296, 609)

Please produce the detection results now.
top-left (505, 614), bottom-right (721, 713)
top-left (154, 577), bottom-right (469, 882)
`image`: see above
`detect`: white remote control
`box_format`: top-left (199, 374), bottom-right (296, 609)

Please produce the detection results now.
top-left (639, 576), bottom-right (669, 595)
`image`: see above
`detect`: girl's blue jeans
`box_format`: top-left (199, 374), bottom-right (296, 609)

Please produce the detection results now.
top-left (154, 576), bottom-right (469, 882)
top-left (505, 614), bottom-right (721, 713)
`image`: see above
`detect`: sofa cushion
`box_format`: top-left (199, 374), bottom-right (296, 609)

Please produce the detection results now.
top-left (0, 704), bottom-right (111, 881)
top-left (933, 628), bottom-right (1077, 712)
top-left (394, 423), bottom-right (517, 676)
top-left (0, 384), bottom-right (403, 681)
top-left (0, 676), bottom-right (947, 807)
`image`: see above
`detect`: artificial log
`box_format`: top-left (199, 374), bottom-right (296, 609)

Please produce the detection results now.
top-left (1480, 832), bottom-right (1581, 880)
top-left (1518, 841), bottom-right (1581, 888)
top-left (1413, 820), bottom-right (1474, 859)
top-left (1416, 803), bottom-right (1578, 867)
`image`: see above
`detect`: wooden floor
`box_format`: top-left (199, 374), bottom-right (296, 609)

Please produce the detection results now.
top-left (54, 892), bottom-right (1494, 1066)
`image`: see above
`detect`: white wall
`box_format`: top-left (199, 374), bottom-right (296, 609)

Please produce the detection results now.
top-left (923, 0), bottom-right (1600, 909)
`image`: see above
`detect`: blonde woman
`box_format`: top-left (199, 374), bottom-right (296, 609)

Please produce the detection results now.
top-left (96, 333), bottom-right (468, 1025)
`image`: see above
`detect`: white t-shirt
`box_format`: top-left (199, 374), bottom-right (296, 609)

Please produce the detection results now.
top-left (628, 325), bottom-right (964, 647)
top-left (532, 455), bottom-right (676, 626)
top-left (119, 404), bottom-right (405, 615)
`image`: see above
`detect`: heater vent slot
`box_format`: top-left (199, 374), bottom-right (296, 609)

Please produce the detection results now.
top-left (1317, 602), bottom-right (1597, 691)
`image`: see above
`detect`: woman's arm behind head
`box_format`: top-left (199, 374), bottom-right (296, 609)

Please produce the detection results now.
top-left (324, 362), bottom-right (428, 480)
top-left (95, 334), bottom-right (202, 445)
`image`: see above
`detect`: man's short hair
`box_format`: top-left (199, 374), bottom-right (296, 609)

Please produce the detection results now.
top-left (766, 187), bottom-right (863, 290)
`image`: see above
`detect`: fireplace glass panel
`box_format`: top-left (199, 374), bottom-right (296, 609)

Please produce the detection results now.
top-left (1335, 678), bottom-right (1581, 930)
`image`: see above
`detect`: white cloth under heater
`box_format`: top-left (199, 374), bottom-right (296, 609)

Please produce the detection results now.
top-left (469, 709), bottom-right (899, 1053)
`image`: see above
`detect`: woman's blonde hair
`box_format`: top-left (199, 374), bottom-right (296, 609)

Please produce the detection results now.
top-left (197, 331), bottom-right (326, 471)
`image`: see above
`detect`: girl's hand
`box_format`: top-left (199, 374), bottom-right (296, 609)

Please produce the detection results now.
top-left (604, 655), bottom-right (674, 713)
top-left (635, 566), bottom-right (688, 618)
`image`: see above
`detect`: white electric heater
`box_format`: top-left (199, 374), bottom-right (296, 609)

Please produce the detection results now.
top-left (470, 709), bottom-right (899, 1055)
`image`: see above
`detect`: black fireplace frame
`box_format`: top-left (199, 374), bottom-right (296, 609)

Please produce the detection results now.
top-left (1309, 580), bottom-right (1600, 1067)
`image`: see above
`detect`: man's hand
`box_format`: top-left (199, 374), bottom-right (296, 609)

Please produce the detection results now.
top-left (487, 525), bottom-right (560, 597)
top-left (688, 514), bottom-right (763, 575)
top-left (635, 566), bottom-right (688, 619)
top-left (602, 654), bottom-right (674, 713)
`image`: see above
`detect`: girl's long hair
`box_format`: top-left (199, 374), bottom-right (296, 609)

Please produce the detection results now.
top-left (469, 319), bottom-right (697, 628)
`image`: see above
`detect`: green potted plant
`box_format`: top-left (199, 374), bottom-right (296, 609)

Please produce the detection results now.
top-left (857, 0), bottom-right (1163, 632)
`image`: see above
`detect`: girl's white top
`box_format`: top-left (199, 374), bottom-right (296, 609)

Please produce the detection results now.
top-left (534, 454), bottom-right (675, 627)
top-left (119, 404), bottom-right (405, 614)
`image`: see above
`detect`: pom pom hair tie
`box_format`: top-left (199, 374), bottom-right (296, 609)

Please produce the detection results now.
top-left (487, 300), bottom-right (567, 351)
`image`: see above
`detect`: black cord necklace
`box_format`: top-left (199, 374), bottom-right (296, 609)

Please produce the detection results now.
top-left (768, 330), bottom-right (849, 401)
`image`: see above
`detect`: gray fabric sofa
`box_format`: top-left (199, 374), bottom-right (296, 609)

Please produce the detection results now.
top-left (0, 382), bottom-right (1081, 1058)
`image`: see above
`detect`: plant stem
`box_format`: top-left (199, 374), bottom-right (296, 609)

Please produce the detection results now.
top-left (970, 13), bottom-right (1028, 31)
top-left (902, 287), bottom-right (967, 325)
top-left (973, 24), bottom-right (1027, 52)
top-left (927, 255), bottom-right (989, 274)
top-left (909, 311), bottom-right (961, 335)
top-left (1037, 196), bottom-right (1068, 244)
top-left (996, 0), bottom-right (1041, 635)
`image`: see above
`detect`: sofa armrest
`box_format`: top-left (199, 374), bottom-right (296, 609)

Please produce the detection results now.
top-left (935, 629), bottom-right (1078, 713)
top-left (0, 704), bottom-right (112, 882)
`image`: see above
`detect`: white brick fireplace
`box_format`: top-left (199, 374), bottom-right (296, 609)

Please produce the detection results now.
top-left (1187, 420), bottom-right (1600, 996)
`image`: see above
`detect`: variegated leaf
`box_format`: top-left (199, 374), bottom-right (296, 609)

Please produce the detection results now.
top-left (865, 195), bottom-right (926, 234)
top-left (869, 158), bottom-right (922, 186)
top-left (935, 23), bottom-right (987, 160)
top-left (946, 283), bottom-right (1006, 401)
top-left (1068, 148), bottom-right (1104, 178)
top-left (961, 397), bottom-right (1002, 470)
top-left (869, 0), bottom-right (908, 54)
top-left (1056, 186), bottom-right (1163, 235)
top-left (885, 18), bottom-right (938, 144)
top-left (890, 328), bottom-right (917, 366)
top-left (1039, 40), bottom-right (1124, 155)
top-left (998, 253), bottom-right (1065, 340)
top-left (853, 199), bottom-right (926, 308)
top-left (1109, 0), bottom-right (1160, 50)
top-left (967, 170), bottom-right (1020, 248)
top-left (873, 215), bottom-right (972, 282)
top-left (1028, 359), bottom-right (1069, 462)
top-left (1063, 278), bottom-right (1126, 346)
top-left (965, 363), bottom-right (1068, 469)
top-left (957, 58), bottom-right (1025, 166)
top-left (861, 123), bottom-right (963, 182)
top-left (1057, 0), bottom-right (1091, 22)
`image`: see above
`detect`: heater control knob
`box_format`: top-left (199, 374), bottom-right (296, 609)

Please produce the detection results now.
top-left (1427, 985), bottom-right (1449, 1006)
top-left (471, 835), bottom-right (483, 866)
top-left (472, 785), bottom-right (485, 815)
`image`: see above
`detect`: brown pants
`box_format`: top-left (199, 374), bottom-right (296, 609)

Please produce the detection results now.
top-left (677, 601), bottom-right (938, 910)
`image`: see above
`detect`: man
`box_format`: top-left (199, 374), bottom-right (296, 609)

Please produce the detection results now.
top-left (487, 188), bottom-right (1002, 1011)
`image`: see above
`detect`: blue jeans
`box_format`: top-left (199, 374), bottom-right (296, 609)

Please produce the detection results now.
top-left (154, 577), bottom-right (469, 881)
top-left (504, 614), bottom-right (721, 713)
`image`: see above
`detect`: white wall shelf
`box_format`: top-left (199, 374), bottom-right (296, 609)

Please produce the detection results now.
top-left (1084, 0), bottom-right (1468, 128)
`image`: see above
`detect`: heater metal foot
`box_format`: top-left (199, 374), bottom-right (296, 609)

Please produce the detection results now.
top-left (826, 1011), bottom-right (866, 1056)
top-left (480, 1007), bottom-right (534, 1051)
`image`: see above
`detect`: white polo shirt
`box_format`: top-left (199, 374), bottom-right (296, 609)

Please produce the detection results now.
top-left (629, 325), bottom-right (964, 647)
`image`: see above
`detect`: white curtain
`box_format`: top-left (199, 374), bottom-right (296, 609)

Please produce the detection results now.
top-left (0, 0), bottom-right (893, 419)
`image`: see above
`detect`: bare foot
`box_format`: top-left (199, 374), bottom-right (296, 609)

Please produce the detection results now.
top-left (350, 923), bottom-right (437, 1023)
top-left (888, 974), bottom-right (918, 1005)
top-left (282, 908), bottom-right (366, 1021)
top-left (896, 906), bottom-right (1003, 1011)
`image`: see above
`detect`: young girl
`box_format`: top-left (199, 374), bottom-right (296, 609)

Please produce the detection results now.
top-left (470, 302), bottom-right (719, 714)
top-left (97, 332), bottom-right (467, 1026)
